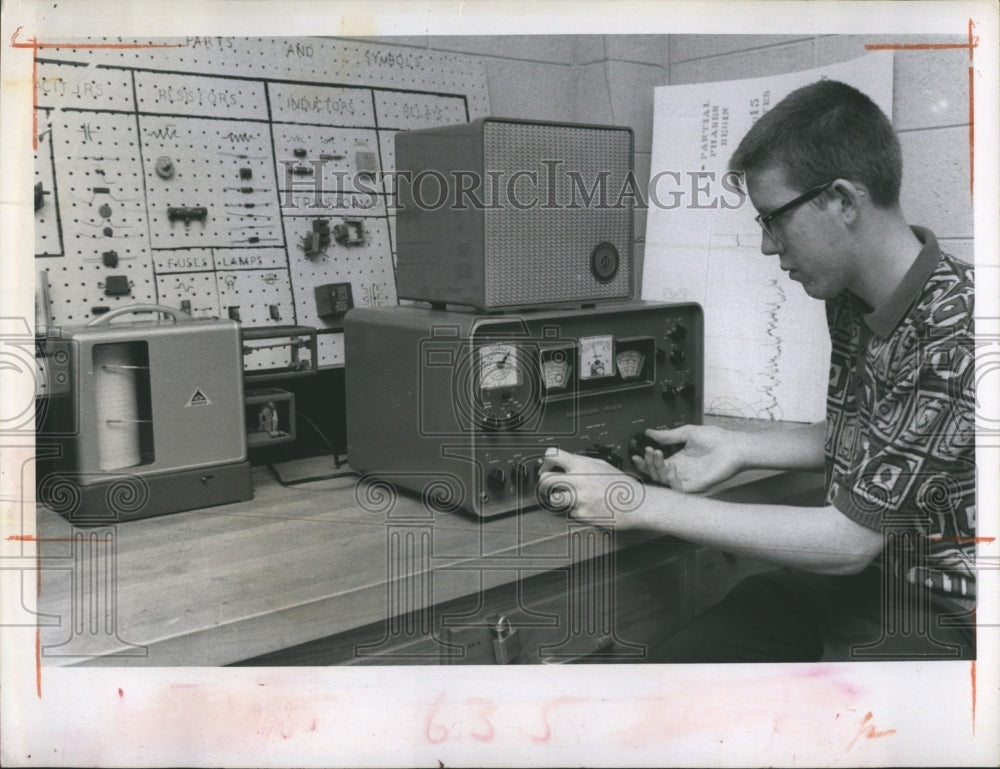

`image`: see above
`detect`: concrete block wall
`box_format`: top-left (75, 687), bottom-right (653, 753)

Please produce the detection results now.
top-left (667, 34), bottom-right (975, 266)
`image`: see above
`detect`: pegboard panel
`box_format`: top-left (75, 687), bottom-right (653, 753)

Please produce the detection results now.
top-left (316, 333), bottom-right (346, 373)
top-left (214, 266), bottom-right (301, 375)
top-left (268, 83), bottom-right (376, 128)
top-left (34, 37), bottom-right (489, 369)
top-left (270, 124), bottom-right (385, 217)
top-left (287, 215), bottom-right (396, 357)
top-left (152, 247), bottom-right (214, 274)
top-left (34, 116), bottom-right (62, 256)
top-left (140, 114), bottom-right (284, 249)
top-left (40, 255), bottom-right (159, 326)
top-left (212, 247), bottom-right (289, 271)
top-left (216, 268), bottom-right (296, 326)
top-left (376, 129), bottom-right (400, 181)
top-left (40, 109), bottom-right (157, 323)
top-left (37, 37), bottom-right (490, 118)
top-left (36, 61), bottom-right (134, 111)
top-left (154, 269), bottom-right (221, 319)
top-left (373, 91), bottom-right (469, 130)
top-left (134, 70), bottom-right (267, 119)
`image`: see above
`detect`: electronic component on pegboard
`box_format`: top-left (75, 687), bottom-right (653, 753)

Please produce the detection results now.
top-left (314, 282), bottom-right (354, 320)
top-left (155, 156), bottom-right (176, 179)
top-left (34, 182), bottom-right (48, 212)
top-left (101, 275), bottom-right (132, 296)
top-left (299, 218), bottom-right (331, 258)
top-left (167, 206), bottom-right (208, 224)
top-left (34, 37), bottom-right (470, 366)
top-left (355, 151), bottom-right (377, 181)
top-left (333, 219), bottom-right (364, 246)
top-left (232, 235), bottom-right (279, 244)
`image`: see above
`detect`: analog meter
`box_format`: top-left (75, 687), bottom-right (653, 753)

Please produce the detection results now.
top-left (541, 348), bottom-right (572, 392)
top-left (616, 349), bottom-right (645, 380)
top-left (478, 343), bottom-right (522, 390)
top-left (579, 335), bottom-right (614, 380)
top-left (473, 343), bottom-right (537, 430)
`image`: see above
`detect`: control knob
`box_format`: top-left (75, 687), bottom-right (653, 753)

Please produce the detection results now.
top-left (580, 444), bottom-right (623, 469)
top-left (628, 431), bottom-right (682, 460)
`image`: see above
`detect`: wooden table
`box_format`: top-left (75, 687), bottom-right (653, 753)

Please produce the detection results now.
top-left (35, 451), bottom-right (824, 667)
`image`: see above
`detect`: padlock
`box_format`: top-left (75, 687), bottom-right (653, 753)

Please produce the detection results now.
top-left (489, 614), bottom-right (521, 665)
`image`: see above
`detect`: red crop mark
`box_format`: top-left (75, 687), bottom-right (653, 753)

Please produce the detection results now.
top-left (8, 535), bottom-right (98, 543)
top-left (866, 19), bottom-right (979, 197)
top-left (9, 26), bottom-right (185, 150)
top-left (934, 536), bottom-right (996, 545)
top-left (35, 628), bottom-right (41, 699)
top-left (13, 531), bottom-right (114, 697)
top-left (970, 660), bottom-right (976, 736)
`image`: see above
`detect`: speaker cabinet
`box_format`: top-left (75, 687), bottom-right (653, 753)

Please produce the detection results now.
top-left (395, 119), bottom-right (634, 311)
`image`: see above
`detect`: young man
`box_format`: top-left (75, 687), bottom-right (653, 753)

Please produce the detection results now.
top-left (537, 79), bottom-right (976, 662)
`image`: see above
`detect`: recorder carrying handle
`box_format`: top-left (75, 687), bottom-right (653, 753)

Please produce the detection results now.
top-left (85, 304), bottom-right (193, 326)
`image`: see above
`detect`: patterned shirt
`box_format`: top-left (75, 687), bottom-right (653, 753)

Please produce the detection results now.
top-left (825, 227), bottom-right (976, 601)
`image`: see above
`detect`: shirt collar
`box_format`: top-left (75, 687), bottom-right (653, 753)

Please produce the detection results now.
top-left (862, 226), bottom-right (941, 338)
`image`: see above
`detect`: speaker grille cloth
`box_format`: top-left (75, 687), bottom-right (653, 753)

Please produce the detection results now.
top-left (483, 122), bottom-right (632, 306)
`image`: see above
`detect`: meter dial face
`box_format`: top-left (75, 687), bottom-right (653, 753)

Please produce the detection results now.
top-left (616, 349), bottom-right (645, 380)
top-left (479, 344), bottom-right (522, 390)
top-left (579, 335), bottom-right (614, 380)
top-left (541, 349), bottom-right (572, 392)
top-left (471, 343), bottom-right (538, 431)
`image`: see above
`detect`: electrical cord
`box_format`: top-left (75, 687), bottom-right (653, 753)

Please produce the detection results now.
top-left (264, 403), bottom-right (356, 486)
top-left (295, 409), bottom-right (347, 468)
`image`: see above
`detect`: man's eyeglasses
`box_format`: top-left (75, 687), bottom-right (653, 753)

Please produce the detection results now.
top-left (755, 181), bottom-right (834, 240)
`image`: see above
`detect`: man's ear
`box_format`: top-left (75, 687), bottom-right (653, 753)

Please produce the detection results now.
top-left (829, 178), bottom-right (867, 225)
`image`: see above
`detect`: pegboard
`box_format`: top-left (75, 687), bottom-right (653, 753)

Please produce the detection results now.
top-left (34, 37), bottom-right (490, 367)
top-left (33, 116), bottom-right (61, 256)
top-left (139, 114), bottom-right (284, 250)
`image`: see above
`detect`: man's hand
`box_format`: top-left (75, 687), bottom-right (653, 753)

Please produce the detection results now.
top-left (632, 424), bottom-right (747, 493)
top-left (536, 448), bottom-right (646, 529)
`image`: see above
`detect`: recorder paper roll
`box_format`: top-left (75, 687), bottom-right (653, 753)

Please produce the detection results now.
top-left (93, 344), bottom-right (143, 470)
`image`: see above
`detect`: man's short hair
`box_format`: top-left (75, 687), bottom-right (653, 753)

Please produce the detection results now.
top-left (729, 79), bottom-right (903, 207)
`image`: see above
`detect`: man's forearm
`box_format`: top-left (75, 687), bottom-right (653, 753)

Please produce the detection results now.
top-left (623, 482), bottom-right (881, 575)
top-left (738, 420), bottom-right (827, 473)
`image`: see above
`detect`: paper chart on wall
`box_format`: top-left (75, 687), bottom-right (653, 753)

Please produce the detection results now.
top-left (642, 52), bottom-right (894, 423)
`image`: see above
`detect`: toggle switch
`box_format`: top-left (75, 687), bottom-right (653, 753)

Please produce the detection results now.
top-left (487, 468), bottom-right (506, 493)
